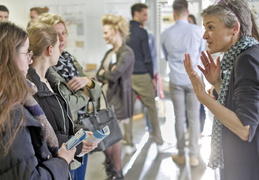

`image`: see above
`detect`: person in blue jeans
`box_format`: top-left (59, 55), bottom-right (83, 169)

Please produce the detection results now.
top-left (70, 155), bottom-right (88, 179)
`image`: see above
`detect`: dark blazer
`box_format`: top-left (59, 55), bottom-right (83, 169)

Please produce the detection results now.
top-left (0, 105), bottom-right (70, 180)
top-left (222, 45), bottom-right (259, 180)
top-left (96, 44), bottom-right (135, 120)
top-left (127, 20), bottom-right (153, 78)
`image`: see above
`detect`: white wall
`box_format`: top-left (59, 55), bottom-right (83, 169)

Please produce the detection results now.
top-left (1, 0), bottom-right (138, 68)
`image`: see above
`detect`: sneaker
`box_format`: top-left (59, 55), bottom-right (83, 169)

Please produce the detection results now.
top-left (189, 156), bottom-right (199, 166)
top-left (172, 154), bottom-right (186, 165)
top-left (124, 145), bottom-right (136, 155)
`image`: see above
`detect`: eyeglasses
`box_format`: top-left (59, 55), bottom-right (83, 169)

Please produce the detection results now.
top-left (20, 51), bottom-right (33, 63)
top-left (215, 0), bottom-right (241, 23)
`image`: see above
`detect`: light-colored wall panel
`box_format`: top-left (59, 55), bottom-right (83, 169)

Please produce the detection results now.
top-left (1, 0), bottom-right (139, 68)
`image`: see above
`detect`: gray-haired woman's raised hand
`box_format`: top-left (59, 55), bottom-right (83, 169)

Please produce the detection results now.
top-left (198, 51), bottom-right (221, 89)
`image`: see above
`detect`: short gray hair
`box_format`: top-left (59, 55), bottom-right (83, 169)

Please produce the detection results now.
top-left (201, 0), bottom-right (252, 37)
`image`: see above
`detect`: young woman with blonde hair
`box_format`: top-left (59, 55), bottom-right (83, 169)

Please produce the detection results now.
top-left (96, 14), bottom-right (135, 180)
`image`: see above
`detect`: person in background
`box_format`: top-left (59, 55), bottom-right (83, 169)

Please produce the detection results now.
top-left (188, 13), bottom-right (206, 136)
top-left (0, 21), bottom-right (76, 180)
top-left (188, 14), bottom-right (196, 25)
top-left (30, 6), bottom-right (49, 20)
top-left (0, 5), bottom-right (9, 21)
top-left (161, 0), bottom-right (204, 166)
top-left (184, 0), bottom-right (259, 179)
top-left (96, 14), bottom-right (135, 180)
top-left (37, 13), bottom-right (101, 180)
top-left (139, 22), bottom-right (165, 133)
top-left (126, 3), bottom-right (165, 152)
top-left (26, 22), bottom-right (98, 179)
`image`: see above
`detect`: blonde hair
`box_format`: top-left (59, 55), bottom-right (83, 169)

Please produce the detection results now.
top-left (27, 23), bottom-right (58, 57)
top-left (37, 13), bottom-right (68, 34)
top-left (102, 14), bottom-right (129, 41)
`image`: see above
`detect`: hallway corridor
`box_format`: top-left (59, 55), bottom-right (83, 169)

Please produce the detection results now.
top-left (86, 99), bottom-right (217, 180)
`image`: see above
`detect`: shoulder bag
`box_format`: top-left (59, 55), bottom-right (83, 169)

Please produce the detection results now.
top-left (79, 91), bottom-right (123, 151)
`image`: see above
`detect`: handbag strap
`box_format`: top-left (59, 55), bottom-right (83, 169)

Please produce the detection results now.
top-left (100, 90), bottom-right (114, 119)
top-left (100, 90), bottom-right (112, 110)
top-left (86, 90), bottom-right (114, 122)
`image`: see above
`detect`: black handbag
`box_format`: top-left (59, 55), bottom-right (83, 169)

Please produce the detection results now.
top-left (79, 91), bottom-right (123, 151)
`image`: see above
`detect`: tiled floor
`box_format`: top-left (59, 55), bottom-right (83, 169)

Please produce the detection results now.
top-left (86, 99), bottom-right (218, 180)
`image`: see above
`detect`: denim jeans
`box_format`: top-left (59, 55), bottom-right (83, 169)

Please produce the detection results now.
top-left (70, 154), bottom-right (88, 180)
top-left (169, 83), bottom-right (200, 156)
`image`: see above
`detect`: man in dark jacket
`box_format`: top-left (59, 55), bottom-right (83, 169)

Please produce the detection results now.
top-left (125, 3), bottom-right (164, 152)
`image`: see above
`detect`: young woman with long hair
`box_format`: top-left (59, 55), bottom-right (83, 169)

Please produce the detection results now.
top-left (0, 21), bottom-right (76, 180)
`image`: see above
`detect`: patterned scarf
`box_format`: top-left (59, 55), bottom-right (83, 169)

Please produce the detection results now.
top-left (25, 80), bottom-right (59, 152)
top-left (54, 51), bottom-right (85, 119)
top-left (208, 36), bottom-right (259, 169)
top-left (55, 51), bottom-right (80, 82)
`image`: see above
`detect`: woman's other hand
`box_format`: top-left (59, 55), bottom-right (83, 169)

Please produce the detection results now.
top-left (198, 51), bottom-right (221, 87)
top-left (80, 131), bottom-right (98, 154)
top-left (80, 141), bottom-right (98, 154)
top-left (67, 77), bottom-right (91, 91)
top-left (58, 143), bottom-right (76, 164)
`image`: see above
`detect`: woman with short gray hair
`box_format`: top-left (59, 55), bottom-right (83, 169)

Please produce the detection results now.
top-left (184, 0), bottom-right (259, 179)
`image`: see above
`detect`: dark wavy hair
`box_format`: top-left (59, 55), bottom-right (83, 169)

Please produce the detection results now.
top-left (131, 3), bottom-right (148, 18)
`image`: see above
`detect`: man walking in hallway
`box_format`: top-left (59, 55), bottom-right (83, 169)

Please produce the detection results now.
top-left (161, 0), bottom-right (204, 166)
top-left (125, 3), bottom-right (164, 152)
